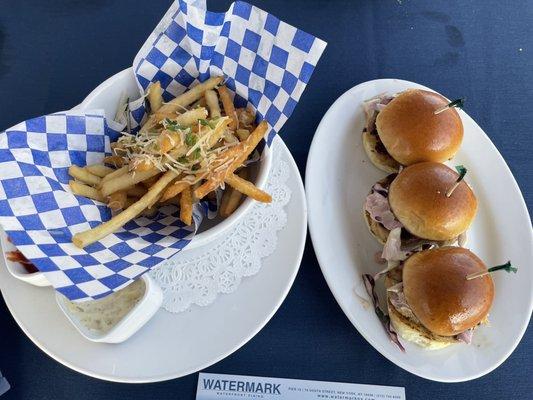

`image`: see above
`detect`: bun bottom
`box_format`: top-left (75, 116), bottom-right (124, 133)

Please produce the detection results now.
top-left (362, 130), bottom-right (401, 173)
top-left (385, 276), bottom-right (457, 350)
top-left (364, 208), bottom-right (389, 245)
top-left (387, 301), bottom-right (457, 350)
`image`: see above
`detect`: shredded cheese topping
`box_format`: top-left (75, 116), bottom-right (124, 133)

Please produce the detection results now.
top-left (115, 110), bottom-right (248, 186)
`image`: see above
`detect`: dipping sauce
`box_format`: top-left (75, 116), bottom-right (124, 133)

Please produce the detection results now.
top-left (6, 250), bottom-right (39, 274)
top-left (64, 279), bottom-right (145, 334)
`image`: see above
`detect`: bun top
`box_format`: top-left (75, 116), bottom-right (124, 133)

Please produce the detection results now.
top-left (403, 247), bottom-right (494, 336)
top-left (388, 162), bottom-right (477, 240)
top-left (376, 89), bottom-right (463, 165)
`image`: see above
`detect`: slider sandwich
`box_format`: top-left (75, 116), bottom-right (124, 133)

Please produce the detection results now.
top-left (362, 89), bottom-right (464, 172)
top-left (364, 162), bottom-right (477, 258)
top-left (385, 247), bottom-right (494, 349)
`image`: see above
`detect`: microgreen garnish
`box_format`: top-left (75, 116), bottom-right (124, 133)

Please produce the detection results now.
top-left (164, 119), bottom-right (188, 131)
top-left (446, 165), bottom-right (468, 197)
top-left (434, 98), bottom-right (465, 115)
top-left (177, 156), bottom-right (189, 164)
top-left (199, 118), bottom-right (216, 129)
top-left (185, 133), bottom-right (197, 147)
top-left (466, 261), bottom-right (517, 280)
top-left (192, 148), bottom-right (202, 159)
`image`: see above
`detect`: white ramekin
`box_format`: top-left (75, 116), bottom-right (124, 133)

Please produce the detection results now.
top-left (55, 274), bottom-right (162, 344)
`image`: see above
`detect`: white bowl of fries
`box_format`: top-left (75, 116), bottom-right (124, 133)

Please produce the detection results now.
top-left (72, 68), bottom-right (273, 251)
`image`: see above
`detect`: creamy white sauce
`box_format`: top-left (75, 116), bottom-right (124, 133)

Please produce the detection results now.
top-left (65, 279), bottom-right (145, 334)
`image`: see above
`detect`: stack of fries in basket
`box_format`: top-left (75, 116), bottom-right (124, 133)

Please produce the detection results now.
top-left (68, 76), bottom-right (271, 249)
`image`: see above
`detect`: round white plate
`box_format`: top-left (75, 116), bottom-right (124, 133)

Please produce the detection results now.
top-left (306, 78), bottom-right (532, 383)
top-left (0, 134), bottom-right (306, 383)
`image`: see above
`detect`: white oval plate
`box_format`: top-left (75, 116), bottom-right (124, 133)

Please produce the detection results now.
top-left (306, 79), bottom-right (532, 382)
top-left (0, 135), bottom-right (306, 383)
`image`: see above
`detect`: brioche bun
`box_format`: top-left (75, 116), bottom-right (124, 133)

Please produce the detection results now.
top-left (375, 90), bottom-right (463, 166)
top-left (388, 162), bottom-right (477, 241)
top-left (403, 247), bottom-right (494, 337)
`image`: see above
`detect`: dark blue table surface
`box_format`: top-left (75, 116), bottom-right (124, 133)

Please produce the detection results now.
top-left (0, 1), bottom-right (531, 399)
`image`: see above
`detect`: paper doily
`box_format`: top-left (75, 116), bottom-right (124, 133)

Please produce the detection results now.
top-left (150, 144), bottom-right (291, 313)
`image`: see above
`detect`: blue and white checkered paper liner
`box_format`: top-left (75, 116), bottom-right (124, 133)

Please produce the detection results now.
top-left (129, 0), bottom-right (326, 143)
top-left (0, 111), bottom-right (201, 301)
top-left (0, 0), bottom-right (325, 302)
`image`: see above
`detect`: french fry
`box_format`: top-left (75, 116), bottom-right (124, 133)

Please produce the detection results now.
top-left (191, 182), bottom-right (202, 202)
top-left (224, 172), bottom-right (271, 203)
top-left (194, 121), bottom-right (267, 199)
top-left (224, 131), bottom-right (240, 144)
top-left (152, 107), bottom-right (206, 126)
top-left (127, 185), bottom-right (147, 197)
top-left (159, 130), bottom-right (182, 154)
top-left (205, 90), bottom-right (221, 118)
top-left (100, 165), bottom-right (128, 188)
top-left (191, 97), bottom-right (207, 109)
top-left (69, 180), bottom-right (105, 203)
top-left (158, 77), bottom-right (223, 115)
top-left (130, 157), bottom-right (154, 172)
top-left (179, 186), bottom-right (193, 225)
top-left (124, 197), bottom-right (136, 209)
top-left (142, 207), bottom-right (158, 218)
top-left (85, 164), bottom-right (114, 178)
top-left (162, 116), bottom-right (230, 163)
top-left (101, 168), bottom-right (161, 197)
top-left (204, 116), bottom-right (231, 149)
top-left (174, 108), bottom-right (208, 125)
top-left (73, 170), bottom-right (177, 248)
top-left (140, 77), bottom-right (222, 133)
top-left (68, 166), bottom-right (101, 186)
top-left (142, 174), bottom-right (161, 188)
top-left (160, 181), bottom-right (189, 202)
top-left (217, 85), bottom-right (237, 130)
top-left (103, 155), bottom-right (125, 167)
top-left (219, 169), bottom-right (247, 217)
top-left (148, 81), bottom-right (163, 113)
top-left (219, 187), bottom-right (239, 218)
top-left (236, 129), bottom-right (250, 141)
top-left (107, 190), bottom-right (127, 211)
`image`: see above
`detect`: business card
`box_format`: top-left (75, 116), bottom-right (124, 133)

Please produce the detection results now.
top-left (197, 373), bottom-right (405, 400)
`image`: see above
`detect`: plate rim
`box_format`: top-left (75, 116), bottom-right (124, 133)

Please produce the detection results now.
top-left (0, 135), bottom-right (307, 384)
top-left (305, 78), bottom-right (533, 383)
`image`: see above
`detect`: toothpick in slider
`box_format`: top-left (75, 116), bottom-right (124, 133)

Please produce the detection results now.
top-left (446, 165), bottom-right (467, 197)
top-left (434, 98), bottom-right (465, 115)
top-left (466, 261), bottom-right (518, 281)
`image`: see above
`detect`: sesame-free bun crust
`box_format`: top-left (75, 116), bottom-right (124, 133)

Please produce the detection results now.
top-left (376, 89), bottom-right (463, 165)
top-left (403, 247), bottom-right (494, 337)
top-left (389, 162), bottom-right (477, 241)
